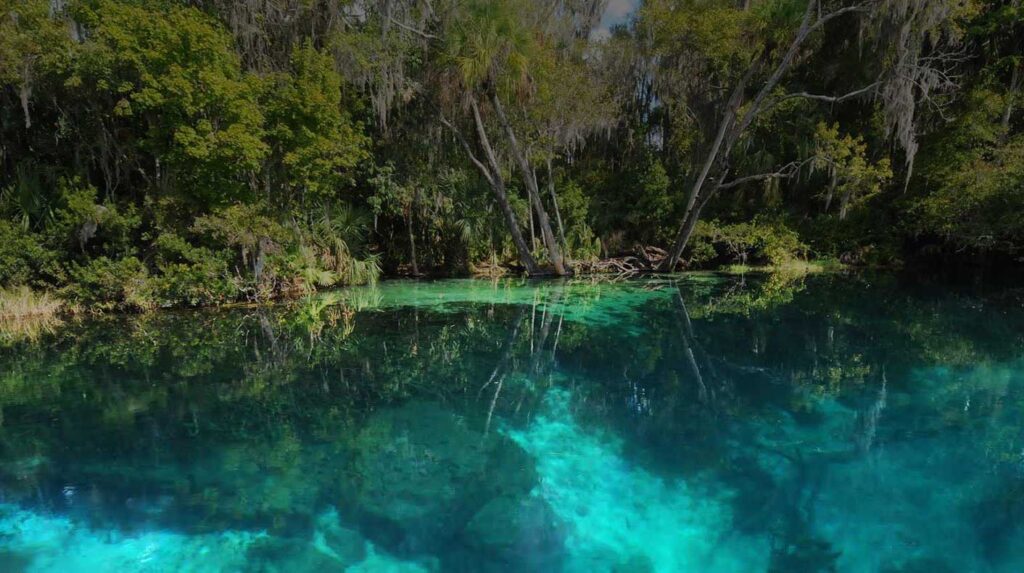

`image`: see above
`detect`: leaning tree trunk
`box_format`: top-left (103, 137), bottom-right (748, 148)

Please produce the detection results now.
top-left (546, 159), bottom-right (569, 254)
top-left (662, 49), bottom-right (766, 271)
top-left (464, 100), bottom-right (541, 275)
top-left (405, 207), bottom-right (420, 276)
top-left (665, 181), bottom-right (722, 270)
top-left (490, 90), bottom-right (572, 276)
top-left (19, 62), bottom-right (32, 129)
top-left (662, 75), bottom-right (748, 271)
top-left (663, 0), bottom-right (825, 270)
top-left (1001, 62), bottom-right (1021, 144)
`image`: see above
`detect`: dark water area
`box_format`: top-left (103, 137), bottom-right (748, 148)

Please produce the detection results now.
top-left (1, 273), bottom-right (1023, 572)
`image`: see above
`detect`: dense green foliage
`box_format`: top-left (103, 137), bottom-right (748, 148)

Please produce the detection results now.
top-left (1, 0), bottom-right (377, 308)
top-left (0, 0), bottom-right (1021, 308)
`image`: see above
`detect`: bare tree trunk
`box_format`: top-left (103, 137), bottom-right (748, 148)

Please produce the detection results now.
top-left (489, 90), bottom-right (571, 276)
top-left (662, 62), bottom-right (756, 271)
top-left (469, 101), bottom-right (541, 274)
top-left (1001, 62), bottom-right (1021, 143)
top-left (823, 168), bottom-right (839, 213)
top-left (19, 63), bottom-right (32, 129)
top-left (838, 186), bottom-right (854, 221)
top-left (663, 0), bottom-right (837, 270)
top-left (440, 103), bottom-right (540, 275)
top-left (528, 197), bottom-right (536, 252)
top-left (547, 158), bottom-right (569, 253)
top-left (406, 207), bottom-right (420, 276)
top-left (666, 185), bottom-right (720, 270)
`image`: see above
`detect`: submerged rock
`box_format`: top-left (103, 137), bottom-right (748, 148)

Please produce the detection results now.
top-left (50, 436), bottom-right (350, 535)
top-left (880, 557), bottom-right (957, 573)
top-left (317, 516), bottom-right (368, 566)
top-left (611, 554), bottom-right (656, 573)
top-left (244, 536), bottom-right (346, 572)
top-left (321, 525), bottom-right (366, 564)
top-left (0, 549), bottom-right (31, 573)
top-left (459, 493), bottom-right (565, 571)
top-left (345, 400), bottom-right (537, 555)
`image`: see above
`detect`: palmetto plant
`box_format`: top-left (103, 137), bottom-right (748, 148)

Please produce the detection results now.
top-left (441, 0), bottom-right (576, 276)
top-left (294, 245), bottom-right (339, 294)
top-left (0, 164), bottom-right (51, 231)
top-left (289, 205), bottom-right (380, 292)
top-left (445, 0), bottom-right (534, 97)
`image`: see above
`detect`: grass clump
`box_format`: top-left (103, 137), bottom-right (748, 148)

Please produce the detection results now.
top-left (0, 286), bottom-right (64, 342)
top-left (0, 286), bottom-right (63, 320)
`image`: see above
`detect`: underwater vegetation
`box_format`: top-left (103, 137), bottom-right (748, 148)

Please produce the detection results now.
top-left (1, 274), bottom-right (1023, 571)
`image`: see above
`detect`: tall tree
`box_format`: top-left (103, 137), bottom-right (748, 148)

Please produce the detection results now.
top-left (440, 0), bottom-right (570, 275)
top-left (631, 0), bottom-right (968, 270)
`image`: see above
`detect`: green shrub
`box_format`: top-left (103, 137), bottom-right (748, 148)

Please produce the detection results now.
top-left (687, 218), bottom-right (807, 267)
top-left (801, 213), bottom-right (902, 267)
top-left (0, 220), bottom-right (53, 286)
top-left (151, 262), bottom-right (239, 307)
top-left (151, 232), bottom-right (239, 306)
top-left (44, 179), bottom-right (139, 258)
top-left (194, 204), bottom-right (288, 296)
top-left (684, 234), bottom-right (719, 268)
top-left (66, 256), bottom-right (154, 311)
top-left (556, 179), bottom-right (602, 261)
top-left (294, 207), bottom-right (380, 287)
top-left (194, 204), bottom-right (380, 298)
top-left (626, 158), bottom-right (676, 244)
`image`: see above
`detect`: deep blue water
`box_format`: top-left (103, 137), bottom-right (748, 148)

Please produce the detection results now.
top-left (1, 273), bottom-right (1023, 572)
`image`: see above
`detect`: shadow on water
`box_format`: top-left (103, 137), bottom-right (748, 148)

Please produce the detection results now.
top-left (1, 272), bottom-right (1024, 571)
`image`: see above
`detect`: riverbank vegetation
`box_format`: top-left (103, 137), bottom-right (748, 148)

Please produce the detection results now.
top-left (0, 285), bottom-right (62, 319)
top-left (1, 0), bottom-right (1021, 309)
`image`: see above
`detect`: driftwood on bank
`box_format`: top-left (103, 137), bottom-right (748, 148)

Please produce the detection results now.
top-left (454, 246), bottom-right (675, 278)
top-left (573, 246), bottom-right (670, 275)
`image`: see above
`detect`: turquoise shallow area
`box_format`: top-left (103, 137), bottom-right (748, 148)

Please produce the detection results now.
top-left (506, 386), bottom-right (770, 572)
top-left (1, 273), bottom-right (1023, 571)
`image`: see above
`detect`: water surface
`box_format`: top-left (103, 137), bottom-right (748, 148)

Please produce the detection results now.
top-left (1, 273), bottom-right (1023, 572)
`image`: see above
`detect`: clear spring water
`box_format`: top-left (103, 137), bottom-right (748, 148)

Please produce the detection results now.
top-left (1, 273), bottom-right (1023, 572)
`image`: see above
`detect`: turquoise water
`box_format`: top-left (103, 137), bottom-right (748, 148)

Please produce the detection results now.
top-left (1, 273), bottom-right (1023, 572)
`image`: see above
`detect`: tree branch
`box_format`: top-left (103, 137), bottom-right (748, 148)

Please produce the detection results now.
top-left (730, 0), bottom-right (817, 139)
top-left (387, 16), bottom-right (437, 40)
top-left (438, 112), bottom-right (494, 187)
top-left (806, 3), bottom-right (874, 36)
top-left (733, 1), bottom-right (875, 138)
top-left (766, 80), bottom-right (881, 112)
top-left (717, 158), bottom-right (814, 190)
